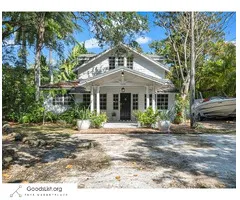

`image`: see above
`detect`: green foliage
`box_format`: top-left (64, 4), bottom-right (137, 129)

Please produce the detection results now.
top-left (150, 12), bottom-right (233, 97)
top-left (90, 112), bottom-right (108, 128)
top-left (158, 109), bottom-right (172, 121)
top-left (18, 103), bottom-right (45, 123)
top-left (82, 12), bottom-right (149, 47)
top-left (196, 41), bottom-right (236, 97)
top-left (2, 64), bottom-right (36, 121)
top-left (173, 94), bottom-right (188, 124)
top-left (58, 43), bottom-right (88, 81)
top-left (134, 107), bottom-right (159, 128)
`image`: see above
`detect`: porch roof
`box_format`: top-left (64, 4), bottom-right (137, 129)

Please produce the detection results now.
top-left (78, 67), bottom-right (176, 92)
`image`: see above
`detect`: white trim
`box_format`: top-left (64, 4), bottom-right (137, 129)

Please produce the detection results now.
top-left (96, 86), bottom-right (100, 114)
top-left (78, 67), bottom-right (170, 87)
top-left (73, 43), bottom-right (170, 73)
top-left (90, 86), bottom-right (94, 112)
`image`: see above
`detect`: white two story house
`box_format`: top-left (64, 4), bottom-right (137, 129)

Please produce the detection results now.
top-left (41, 43), bottom-right (177, 121)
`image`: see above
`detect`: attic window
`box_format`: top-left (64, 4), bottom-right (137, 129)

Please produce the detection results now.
top-left (109, 57), bottom-right (115, 70)
top-left (127, 57), bottom-right (133, 69)
top-left (118, 57), bottom-right (124, 66)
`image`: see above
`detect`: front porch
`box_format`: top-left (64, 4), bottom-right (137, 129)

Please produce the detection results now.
top-left (103, 122), bottom-right (138, 129)
top-left (72, 67), bottom-right (176, 121)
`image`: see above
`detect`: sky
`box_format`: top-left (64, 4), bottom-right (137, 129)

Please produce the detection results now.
top-left (4, 12), bottom-right (236, 65)
top-left (68, 12), bottom-right (236, 55)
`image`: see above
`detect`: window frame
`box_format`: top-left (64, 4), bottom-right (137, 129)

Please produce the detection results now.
top-left (117, 57), bottom-right (124, 67)
top-left (127, 57), bottom-right (133, 69)
top-left (52, 93), bottom-right (73, 106)
top-left (83, 94), bottom-right (91, 108)
top-left (109, 56), bottom-right (115, 70)
top-left (156, 94), bottom-right (168, 110)
top-left (132, 94), bottom-right (139, 110)
top-left (100, 94), bottom-right (107, 110)
top-left (113, 94), bottom-right (119, 110)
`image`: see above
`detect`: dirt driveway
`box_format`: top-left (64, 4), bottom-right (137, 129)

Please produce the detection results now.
top-left (71, 133), bottom-right (236, 188)
top-left (3, 131), bottom-right (236, 188)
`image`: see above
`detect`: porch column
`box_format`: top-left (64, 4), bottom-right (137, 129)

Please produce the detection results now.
top-left (90, 86), bottom-right (94, 112)
top-left (146, 86), bottom-right (149, 108)
top-left (96, 86), bottom-right (100, 114)
top-left (152, 86), bottom-right (156, 111)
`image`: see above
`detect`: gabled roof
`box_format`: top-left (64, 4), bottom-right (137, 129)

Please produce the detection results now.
top-left (78, 66), bottom-right (174, 87)
top-left (73, 43), bottom-right (170, 73)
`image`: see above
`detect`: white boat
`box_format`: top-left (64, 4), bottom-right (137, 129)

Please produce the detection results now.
top-left (192, 97), bottom-right (236, 120)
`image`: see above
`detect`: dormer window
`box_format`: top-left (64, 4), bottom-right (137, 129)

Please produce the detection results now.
top-left (108, 56), bottom-right (134, 69)
top-left (127, 57), bottom-right (133, 69)
top-left (109, 57), bottom-right (115, 70)
top-left (118, 57), bottom-right (124, 67)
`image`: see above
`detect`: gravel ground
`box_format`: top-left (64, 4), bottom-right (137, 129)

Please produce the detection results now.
top-left (3, 132), bottom-right (236, 188)
top-left (70, 133), bottom-right (236, 188)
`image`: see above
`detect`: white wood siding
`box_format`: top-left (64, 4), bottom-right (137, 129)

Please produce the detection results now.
top-left (78, 51), bottom-right (166, 80)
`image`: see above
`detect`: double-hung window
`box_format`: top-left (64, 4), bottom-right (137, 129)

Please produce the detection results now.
top-left (132, 94), bottom-right (138, 110)
top-left (100, 94), bottom-right (107, 110)
top-left (156, 94), bottom-right (168, 110)
top-left (113, 94), bottom-right (119, 110)
top-left (109, 57), bottom-right (115, 70)
top-left (53, 93), bottom-right (73, 106)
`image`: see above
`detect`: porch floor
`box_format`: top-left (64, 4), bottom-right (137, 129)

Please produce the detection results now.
top-left (103, 122), bottom-right (138, 129)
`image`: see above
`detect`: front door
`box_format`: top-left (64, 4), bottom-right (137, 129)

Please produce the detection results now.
top-left (120, 93), bottom-right (131, 120)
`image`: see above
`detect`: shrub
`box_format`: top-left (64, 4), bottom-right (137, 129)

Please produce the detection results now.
top-left (173, 95), bottom-right (188, 124)
top-left (90, 112), bottom-right (108, 128)
top-left (18, 103), bottom-right (45, 123)
top-left (135, 107), bottom-right (158, 128)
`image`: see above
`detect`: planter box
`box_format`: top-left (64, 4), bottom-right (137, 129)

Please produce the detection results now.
top-left (77, 119), bottom-right (91, 130)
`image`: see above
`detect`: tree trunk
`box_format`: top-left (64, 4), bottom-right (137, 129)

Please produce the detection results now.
top-left (34, 13), bottom-right (45, 101)
top-left (180, 76), bottom-right (190, 100)
top-left (190, 11), bottom-right (196, 127)
top-left (49, 48), bottom-right (53, 84)
top-left (22, 27), bottom-right (27, 68)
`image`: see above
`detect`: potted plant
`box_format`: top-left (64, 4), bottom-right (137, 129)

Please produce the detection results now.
top-left (76, 108), bottom-right (91, 130)
top-left (133, 110), bottom-right (143, 127)
top-left (91, 112), bottom-right (108, 128)
top-left (112, 111), bottom-right (117, 121)
top-left (158, 109), bottom-right (171, 132)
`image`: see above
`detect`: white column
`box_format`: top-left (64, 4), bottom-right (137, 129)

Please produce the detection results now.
top-left (124, 57), bottom-right (127, 67)
top-left (146, 86), bottom-right (149, 108)
top-left (90, 86), bottom-right (94, 112)
top-left (152, 86), bottom-right (156, 111)
top-left (96, 86), bottom-right (100, 114)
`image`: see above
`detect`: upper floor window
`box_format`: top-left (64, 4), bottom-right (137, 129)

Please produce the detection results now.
top-left (127, 57), bottom-right (133, 69)
top-left (118, 57), bottom-right (124, 67)
top-left (109, 57), bottom-right (115, 70)
top-left (53, 93), bottom-right (73, 106)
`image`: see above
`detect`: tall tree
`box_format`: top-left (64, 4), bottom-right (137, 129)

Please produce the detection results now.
top-left (58, 43), bottom-right (88, 81)
top-left (196, 41), bottom-right (236, 97)
top-left (78, 12), bottom-right (148, 47)
top-left (150, 12), bottom-right (233, 99)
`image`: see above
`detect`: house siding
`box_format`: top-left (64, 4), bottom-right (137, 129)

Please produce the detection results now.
top-left (78, 51), bottom-right (166, 80)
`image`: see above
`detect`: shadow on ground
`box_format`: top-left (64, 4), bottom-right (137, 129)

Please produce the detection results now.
top-left (122, 134), bottom-right (236, 188)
